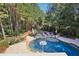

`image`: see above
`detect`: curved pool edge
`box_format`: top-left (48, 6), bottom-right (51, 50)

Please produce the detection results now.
top-left (27, 44), bottom-right (67, 56)
top-left (29, 37), bottom-right (79, 56)
top-left (26, 36), bottom-right (67, 56)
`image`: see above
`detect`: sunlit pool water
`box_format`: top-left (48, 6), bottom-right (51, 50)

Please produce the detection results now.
top-left (29, 37), bottom-right (79, 56)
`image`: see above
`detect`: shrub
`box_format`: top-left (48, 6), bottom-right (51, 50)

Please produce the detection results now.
top-left (8, 38), bottom-right (21, 45)
top-left (75, 34), bottom-right (79, 38)
top-left (0, 40), bottom-right (9, 47)
top-left (0, 37), bottom-right (21, 47)
top-left (0, 39), bottom-right (9, 53)
top-left (60, 28), bottom-right (76, 38)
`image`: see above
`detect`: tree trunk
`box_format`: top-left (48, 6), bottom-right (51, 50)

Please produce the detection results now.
top-left (5, 4), bottom-right (14, 34)
top-left (5, 4), bottom-right (21, 35)
top-left (0, 18), bottom-right (6, 40)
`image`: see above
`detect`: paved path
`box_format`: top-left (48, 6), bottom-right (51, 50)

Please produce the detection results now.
top-left (4, 36), bottom-right (35, 54)
top-left (5, 41), bottom-right (29, 54)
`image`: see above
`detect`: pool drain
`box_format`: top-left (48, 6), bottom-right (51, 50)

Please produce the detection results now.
top-left (40, 41), bottom-right (47, 46)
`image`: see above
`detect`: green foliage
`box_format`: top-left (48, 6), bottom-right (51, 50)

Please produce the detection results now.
top-left (0, 3), bottom-right (45, 37)
top-left (76, 34), bottom-right (79, 38)
top-left (7, 37), bottom-right (21, 45)
top-left (0, 37), bottom-right (21, 47)
top-left (16, 4), bottom-right (44, 20)
top-left (0, 39), bottom-right (9, 47)
top-left (0, 3), bottom-right (45, 47)
top-left (1, 3), bottom-right (79, 40)
top-left (45, 3), bottom-right (79, 38)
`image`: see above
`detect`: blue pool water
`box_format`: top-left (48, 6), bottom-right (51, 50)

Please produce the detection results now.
top-left (29, 37), bottom-right (79, 56)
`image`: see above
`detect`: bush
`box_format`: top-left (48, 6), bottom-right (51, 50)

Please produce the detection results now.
top-left (0, 37), bottom-right (21, 47)
top-left (60, 29), bottom-right (76, 38)
top-left (12, 31), bottom-right (20, 36)
top-left (0, 40), bottom-right (9, 47)
top-left (75, 34), bottom-right (79, 38)
top-left (8, 38), bottom-right (21, 45)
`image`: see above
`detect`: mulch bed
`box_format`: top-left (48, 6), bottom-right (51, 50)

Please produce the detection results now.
top-left (0, 46), bottom-right (8, 53)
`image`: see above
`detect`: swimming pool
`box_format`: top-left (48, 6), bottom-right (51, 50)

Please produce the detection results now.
top-left (29, 37), bottom-right (79, 56)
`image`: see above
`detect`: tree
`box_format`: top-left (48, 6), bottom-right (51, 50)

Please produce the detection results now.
top-left (46, 3), bottom-right (79, 38)
top-left (0, 4), bottom-right (8, 39)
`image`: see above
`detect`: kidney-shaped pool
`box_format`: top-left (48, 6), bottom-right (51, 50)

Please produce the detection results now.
top-left (29, 37), bottom-right (79, 56)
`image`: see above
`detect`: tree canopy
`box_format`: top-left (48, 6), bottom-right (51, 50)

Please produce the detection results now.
top-left (0, 3), bottom-right (79, 39)
top-left (45, 3), bottom-right (79, 38)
